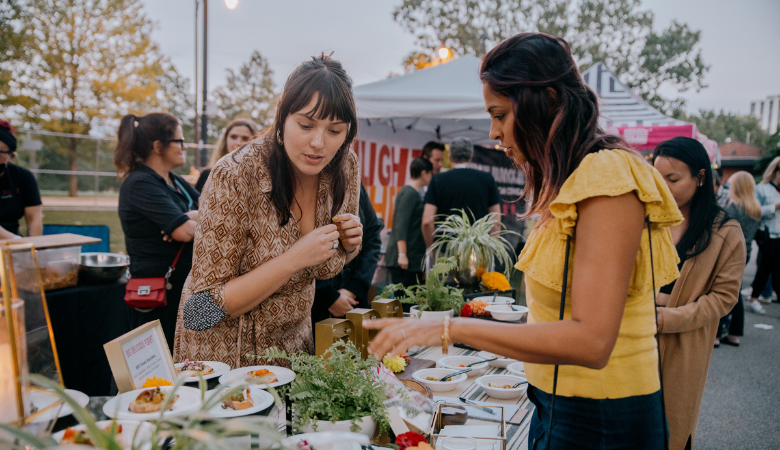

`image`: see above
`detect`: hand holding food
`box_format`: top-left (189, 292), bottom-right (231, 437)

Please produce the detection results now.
top-left (333, 214), bottom-right (363, 254)
top-left (288, 224), bottom-right (340, 268)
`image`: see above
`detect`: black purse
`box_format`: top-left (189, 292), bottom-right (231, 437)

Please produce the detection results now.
top-left (545, 218), bottom-right (668, 450)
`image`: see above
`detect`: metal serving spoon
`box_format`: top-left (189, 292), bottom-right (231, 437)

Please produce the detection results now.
top-left (467, 357), bottom-right (498, 367)
top-left (438, 367), bottom-right (472, 381)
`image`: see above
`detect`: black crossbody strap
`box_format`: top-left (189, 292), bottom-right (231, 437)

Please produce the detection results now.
top-left (546, 219), bottom-right (667, 450)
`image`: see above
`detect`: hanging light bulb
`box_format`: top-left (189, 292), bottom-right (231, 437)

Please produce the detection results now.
top-left (225, 0), bottom-right (238, 9)
top-left (438, 46), bottom-right (450, 61)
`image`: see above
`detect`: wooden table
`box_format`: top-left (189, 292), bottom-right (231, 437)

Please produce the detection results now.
top-left (413, 345), bottom-right (533, 450)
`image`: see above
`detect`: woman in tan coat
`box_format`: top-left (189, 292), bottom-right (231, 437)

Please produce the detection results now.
top-left (654, 137), bottom-right (745, 450)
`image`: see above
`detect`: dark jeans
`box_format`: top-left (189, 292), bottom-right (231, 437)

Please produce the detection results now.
top-left (528, 385), bottom-right (667, 450)
top-left (751, 238), bottom-right (780, 299)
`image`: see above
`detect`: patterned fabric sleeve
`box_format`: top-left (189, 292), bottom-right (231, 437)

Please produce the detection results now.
top-left (181, 157), bottom-right (251, 330)
top-left (313, 150), bottom-right (361, 280)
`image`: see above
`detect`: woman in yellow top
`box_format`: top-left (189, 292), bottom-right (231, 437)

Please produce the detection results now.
top-left (366, 33), bottom-right (681, 449)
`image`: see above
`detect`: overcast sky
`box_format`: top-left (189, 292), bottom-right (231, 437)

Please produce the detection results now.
top-left (142, 0), bottom-right (779, 116)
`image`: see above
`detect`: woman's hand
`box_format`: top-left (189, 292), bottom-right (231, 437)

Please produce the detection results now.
top-left (334, 214), bottom-right (362, 254)
top-left (398, 254), bottom-right (409, 270)
top-left (364, 317), bottom-right (447, 359)
top-left (656, 307), bottom-right (664, 332)
top-left (288, 224), bottom-right (341, 270)
top-left (185, 210), bottom-right (199, 221)
top-left (329, 289), bottom-right (358, 317)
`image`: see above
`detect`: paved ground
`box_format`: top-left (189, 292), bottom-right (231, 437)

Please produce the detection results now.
top-left (696, 244), bottom-right (779, 449)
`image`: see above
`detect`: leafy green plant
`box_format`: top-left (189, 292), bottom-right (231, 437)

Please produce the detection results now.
top-left (0, 374), bottom-right (287, 450)
top-left (427, 209), bottom-right (518, 278)
top-left (260, 341), bottom-right (393, 435)
top-left (378, 257), bottom-right (465, 315)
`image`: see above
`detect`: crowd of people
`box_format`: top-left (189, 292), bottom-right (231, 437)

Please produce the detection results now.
top-left (3, 31), bottom-right (779, 450)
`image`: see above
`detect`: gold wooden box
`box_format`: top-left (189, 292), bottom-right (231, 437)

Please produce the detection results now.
top-left (314, 318), bottom-right (356, 358)
top-left (346, 308), bottom-right (380, 359)
top-left (372, 298), bottom-right (403, 319)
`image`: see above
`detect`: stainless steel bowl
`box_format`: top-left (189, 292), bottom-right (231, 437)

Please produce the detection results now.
top-left (79, 253), bottom-right (129, 284)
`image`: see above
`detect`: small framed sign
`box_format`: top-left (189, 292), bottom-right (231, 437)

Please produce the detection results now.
top-left (103, 320), bottom-right (178, 393)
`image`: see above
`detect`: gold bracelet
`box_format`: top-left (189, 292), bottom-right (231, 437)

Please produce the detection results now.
top-left (441, 316), bottom-right (450, 355)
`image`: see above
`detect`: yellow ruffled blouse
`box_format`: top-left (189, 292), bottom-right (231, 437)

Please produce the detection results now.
top-left (518, 149), bottom-right (683, 399)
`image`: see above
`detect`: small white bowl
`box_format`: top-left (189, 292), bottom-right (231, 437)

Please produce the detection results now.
top-left (476, 374), bottom-right (528, 400)
top-left (472, 296), bottom-right (515, 305)
top-left (436, 356), bottom-right (489, 377)
top-left (412, 368), bottom-right (468, 392)
top-left (506, 361), bottom-right (525, 376)
top-left (485, 304), bottom-right (528, 322)
top-left (477, 351), bottom-right (517, 368)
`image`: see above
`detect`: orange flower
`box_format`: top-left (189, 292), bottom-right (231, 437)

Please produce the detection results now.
top-left (475, 267), bottom-right (486, 279)
top-left (482, 272), bottom-right (512, 291)
top-left (142, 376), bottom-right (172, 388)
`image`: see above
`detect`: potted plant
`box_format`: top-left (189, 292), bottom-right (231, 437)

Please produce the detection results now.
top-left (427, 209), bottom-right (519, 287)
top-left (378, 257), bottom-right (465, 319)
top-left (261, 341), bottom-right (392, 438)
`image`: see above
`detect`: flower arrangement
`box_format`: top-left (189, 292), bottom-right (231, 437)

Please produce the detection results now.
top-left (481, 271), bottom-right (512, 292)
top-left (261, 341), bottom-right (394, 434)
top-left (377, 257), bottom-right (465, 315)
top-left (383, 354), bottom-right (408, 373)
top-left (396, 431), bottom-right (428, 450)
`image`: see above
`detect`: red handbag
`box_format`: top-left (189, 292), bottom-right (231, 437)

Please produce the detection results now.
top-left (125, 245), bottom-right (185, 309)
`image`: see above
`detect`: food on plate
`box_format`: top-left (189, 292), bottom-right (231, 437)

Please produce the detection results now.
top-left (141, 376), bottom-right (172, 388)
top-left (396, 431), bottom-right (428, 450)
top-left (469, 300), bottom-right (489, 316)
top-left (222, 388), bottom-right (254, 410)
top-left (383, 354), bottom-right (408, 373)
top-left (488, 383), bottom-right (514, 389)
top-left (178, 359), bottom-right (214, 376)
top-left (245, 369), bottom-right (278, 384)
top-left (426, 376), bottom-right (451, 382)
top-left (128, 387), bottom-right (178, 413)
top-left (60, 424), bottom-right (124, 446)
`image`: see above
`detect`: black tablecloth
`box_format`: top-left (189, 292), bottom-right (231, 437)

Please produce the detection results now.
top-left (46, 281), bottom-right (131, 396)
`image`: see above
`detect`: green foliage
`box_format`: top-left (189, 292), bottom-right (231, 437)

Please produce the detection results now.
top-left (378, 257), bottom-right (465, 314)
top-left (428, 209), bottom-right (518, 278)
top-left (393, 0), bottom-right (708, 114)
top-left (0, 374), bottom-right (287, 450)
top-left (672, 109), bottom-right (771, 148)
top-left (212, 50), bottom-right (277, 138)
top-left (0, 0), bottom-right (29, 107)
top-left (260, 342), bottom-right (392, 434)
top-left (754, 131), bottom-right (780, 176)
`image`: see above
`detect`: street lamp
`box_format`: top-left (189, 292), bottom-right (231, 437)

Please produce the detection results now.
top-left (438, 46), bottom-right (450, 61)
top-left (225, 0), bottom-right (238, 9)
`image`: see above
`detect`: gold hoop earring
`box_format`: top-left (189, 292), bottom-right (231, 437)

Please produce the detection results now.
top-left (276, 129), bottom-right (283, 146)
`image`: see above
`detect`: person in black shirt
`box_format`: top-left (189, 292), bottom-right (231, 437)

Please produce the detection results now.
top-left (311, 183), bottom-right (383, 327)
top-left (0, 120), bottom-right (43, 238)
top-left (194, 118), bottom-right (258, 193)
top-left (115, 112), bottom-right (200, 351)
top-left (386, 157), bottom-right (433, 286)
top-left (423, 137), bottom-right (501, 246)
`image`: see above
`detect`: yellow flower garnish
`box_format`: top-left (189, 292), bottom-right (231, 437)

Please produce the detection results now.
top-left (475, 267), bottom-right (486, 279)
top-left (383, 354), bottom-right (407, 373)
top-left (481, 272), bottom-right (512, 291)
top-left (142, 376), bottom-right (172, 388)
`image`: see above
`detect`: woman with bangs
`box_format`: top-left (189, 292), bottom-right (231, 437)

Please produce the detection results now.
top-left (365, 33), bottom-right (681, 449)
top-left (174, 55), bottom-right (363, 367)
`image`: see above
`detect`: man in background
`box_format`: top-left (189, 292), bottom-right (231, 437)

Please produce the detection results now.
top-left (419, 141), bottom-right (445, 199)
top-left (422, 137), bottom-right (501, 246)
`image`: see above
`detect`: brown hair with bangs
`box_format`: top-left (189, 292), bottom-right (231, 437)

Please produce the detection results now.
top-left (480, 33), bottom-right (634, 219)
top-left (266, 53), bottom-right (358, 226)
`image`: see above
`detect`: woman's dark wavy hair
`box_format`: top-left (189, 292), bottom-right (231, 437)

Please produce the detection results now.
top-left (115, 112), bottom-right (179, 176)
top-left (480, 33), bottom-right (634, 219)
top-left (264, 54), bottom-right (358, 227)
top-left (654, 137), bottom-right (726, 258)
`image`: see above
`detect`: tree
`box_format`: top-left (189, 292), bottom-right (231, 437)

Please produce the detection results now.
top-left (0, 0), bottom-right (30, 109)
top-left (156, 62), bottom-right (196, 141)
top-left (7, 0), bottom-right (167, 196)
top-left (674, 109), bottom-right (771, 147)
top-left (393, 0), bottom-right (709, 113)
top-left (212, 50), bottom-right (276, 137)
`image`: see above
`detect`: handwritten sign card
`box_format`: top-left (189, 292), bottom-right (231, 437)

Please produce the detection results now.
top-left (104, 320), bottom-right (177, 393)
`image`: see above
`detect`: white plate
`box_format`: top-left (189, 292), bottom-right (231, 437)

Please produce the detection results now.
top-left (30, 389), bottom-right (89, 423)
top-left (282, 431), bottom-right (369, 450)
top-left (174, 361), bottom-right (232, 382)
top-left (412, 368), bottom-right (468, 392)
top-left (204, 386), bottom-right (275, 418)
top-left (103, 386), bottom-right (202, 420)
top-left (219, 365), bottom-right (296, 389)
top-left (476, 374), bottom-right (527, 400)
top-left (51, 420), bottom-right (154, 449)
top-left (472, 296), bottom-right (515, 305)
top-left (477, 351), bottom-right (517, 368)
top-left (506, 362), bottom-right (525, 376)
